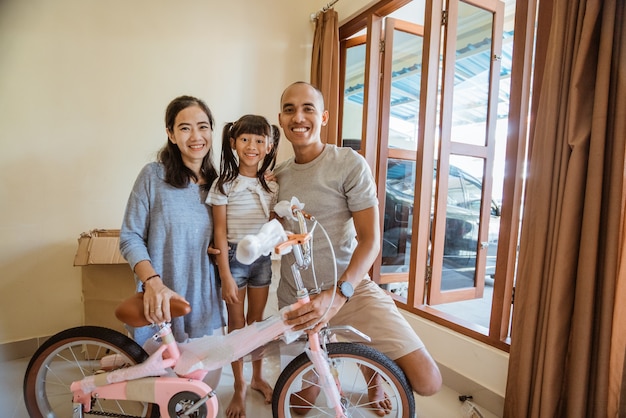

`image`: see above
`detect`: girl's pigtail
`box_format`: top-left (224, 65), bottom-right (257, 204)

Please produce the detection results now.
top-left (268, 124), bottom-right (280, 171)
top-left (217, 122), bottom-right (238, 195)
top-left (258, 124), bottom-right (281, 193)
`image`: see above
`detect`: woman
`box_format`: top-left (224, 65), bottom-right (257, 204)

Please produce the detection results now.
top-left (120, 95), bottom-right (226, 357)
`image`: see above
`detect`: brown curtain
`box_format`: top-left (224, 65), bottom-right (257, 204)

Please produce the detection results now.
top-left (311, 8), bottom-right (340, 145)
top-left (504, 0), bottom-right (626, 416)
top-left (614, 204), bottom-right (626, 416)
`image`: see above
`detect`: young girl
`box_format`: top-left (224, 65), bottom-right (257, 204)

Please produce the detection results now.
top-left (206, 114), bottom-right (280, 418)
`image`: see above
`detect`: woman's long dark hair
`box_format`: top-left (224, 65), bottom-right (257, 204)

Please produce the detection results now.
top-left (158, 95), bottom-right (218, 190)
top-left (215, 114), bottom-right (280, 195)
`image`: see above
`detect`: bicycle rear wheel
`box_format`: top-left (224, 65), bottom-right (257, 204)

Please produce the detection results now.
top-left (272, 342), bottom-right (415, 417)
top-left (23, 325), bottom-right (159, 418)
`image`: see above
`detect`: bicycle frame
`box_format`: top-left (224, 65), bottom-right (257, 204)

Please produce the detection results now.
top-left (69, 204), bottom-right (350, 418)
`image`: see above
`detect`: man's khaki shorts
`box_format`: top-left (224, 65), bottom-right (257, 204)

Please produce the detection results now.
top-left (330, 279), bottom-right (424, 360)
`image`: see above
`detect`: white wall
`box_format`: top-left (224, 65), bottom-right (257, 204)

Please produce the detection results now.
top-left (0, 0), bottom-right (507, 408)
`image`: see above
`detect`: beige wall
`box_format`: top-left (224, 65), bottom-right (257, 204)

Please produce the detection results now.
top-left (0, 0), bottom-right (507, 410)
top-left (0, 0), bottom-right (331, 344)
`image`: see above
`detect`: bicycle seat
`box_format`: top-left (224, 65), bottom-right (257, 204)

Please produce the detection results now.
top-left (115, 292), bottom-right (192, 327)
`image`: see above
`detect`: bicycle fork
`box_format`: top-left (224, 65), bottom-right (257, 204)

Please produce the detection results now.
top-left (306, 331), bottom-right (347, 418)
top-left (291, 264), bottom-right (346, 418)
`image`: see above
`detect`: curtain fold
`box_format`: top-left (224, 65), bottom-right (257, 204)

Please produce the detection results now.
top-left (504, 0), bottom-right (626, 416)
top-left (608, 1), bottom-right (626, 415)
top-left (613, 205), bottom-right (626, 416)
top-left (311, 8), bottom-right (340, 145)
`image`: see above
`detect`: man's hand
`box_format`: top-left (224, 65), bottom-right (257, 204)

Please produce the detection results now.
top-left (283, 289), bottom-right (346, 332)
top-left (263, 170), bottom-right (277, 182)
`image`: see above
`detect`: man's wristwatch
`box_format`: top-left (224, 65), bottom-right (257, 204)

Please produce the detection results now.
top-left (336, 280), bottom-right (354, 302)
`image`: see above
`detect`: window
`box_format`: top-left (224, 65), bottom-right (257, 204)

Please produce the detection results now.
top-left (338, 0), bottom-right (521, 349)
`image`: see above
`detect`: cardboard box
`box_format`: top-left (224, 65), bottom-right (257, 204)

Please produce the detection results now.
top-left (74, 230), bottom-right (135, 335)
top-left (74, 229), bottom-right (127, 266)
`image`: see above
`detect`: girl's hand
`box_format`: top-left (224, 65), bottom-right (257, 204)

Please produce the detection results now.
top-left (221, 277), bottom-right (240, 305)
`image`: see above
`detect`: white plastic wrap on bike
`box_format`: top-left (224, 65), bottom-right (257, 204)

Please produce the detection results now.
top-left (273, 197), bottom-right (304, 220)
top-left (306, 346), bottom-right (343, 411)
top-left (236, 218), bottom-right (289, 264)
top-left (282, 327), bottom-right (304, 344)
top-left (174, 308), bottom-right (297, 376)
top-left (99, 353), bottom-right (128, 369)
top-left (72, 344), bottom-right (175, 393)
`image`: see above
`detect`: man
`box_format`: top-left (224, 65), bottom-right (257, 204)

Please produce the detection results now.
top-left (275, 81), bottom-right (442, 414)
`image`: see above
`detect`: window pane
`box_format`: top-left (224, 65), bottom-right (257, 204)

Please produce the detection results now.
top-left (388, 30), bottom-right (423, 151)
top-left (379, 22), bottom-right (424, 298)
top-left (451, 3), bottom-right (494, 146)
top-left (382, 158), bottom-right (415, 276)
top-left (342, 43), bottom-right (366, 150)
top-left (434, 155), bottom-right (501, 329)
top-left (441, 156), bottom-right (486, 290)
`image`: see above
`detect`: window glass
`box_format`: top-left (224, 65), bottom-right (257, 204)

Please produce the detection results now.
top-left (342, 43), bottom-right (366, 150)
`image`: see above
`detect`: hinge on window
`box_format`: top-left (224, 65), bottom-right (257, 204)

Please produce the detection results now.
top-left (511, 286), bottom-right (515, 304)
top-left (379, 39), bottom-right (385, 53)
top-left (441, 10), bottom-right (448, 26)
top-left (425, 265), bottom-right (432, 284)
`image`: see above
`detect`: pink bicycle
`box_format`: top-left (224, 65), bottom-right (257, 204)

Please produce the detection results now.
top-left (23, 200), bottom-right (415, 418)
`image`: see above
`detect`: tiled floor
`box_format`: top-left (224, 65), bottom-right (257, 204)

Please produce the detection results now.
top-left (3, 353), bottom-right (497, 417)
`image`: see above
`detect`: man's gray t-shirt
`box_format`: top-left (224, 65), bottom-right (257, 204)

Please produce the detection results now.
top-left (274, 144), bottom-right (377, 307)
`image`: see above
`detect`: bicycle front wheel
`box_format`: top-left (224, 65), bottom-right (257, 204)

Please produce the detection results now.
top-left (272, 342), bottom-right (415, 417)
top-left (23, 325), bottom-right (159, 418)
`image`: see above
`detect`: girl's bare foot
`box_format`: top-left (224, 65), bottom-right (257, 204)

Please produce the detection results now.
top-left (250, 377), bottom-right (273, 404)
top-left (226, 381), bottom-right (247, 418)
top-left (368, 373), bottom-right (392, 416)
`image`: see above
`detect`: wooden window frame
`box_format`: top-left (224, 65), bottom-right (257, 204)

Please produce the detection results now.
top-left (338, 0), bottom-right (532, 350)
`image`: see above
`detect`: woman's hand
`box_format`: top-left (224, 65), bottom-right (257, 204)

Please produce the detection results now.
top-left (142, 276), bottom-right (188, 324)
top-left (207, 244), bottom-right (221, 256)
top-left (207, 244), bottom-right (221, 265)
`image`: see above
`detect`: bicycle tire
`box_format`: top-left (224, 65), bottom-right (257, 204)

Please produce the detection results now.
top-left (272, 342), bottom-right (415, 417)
top-left (23, 325), bottom-right (160, 418)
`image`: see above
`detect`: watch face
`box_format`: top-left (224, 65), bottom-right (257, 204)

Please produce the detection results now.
top-left (340, 281), bottom-right (354, 298)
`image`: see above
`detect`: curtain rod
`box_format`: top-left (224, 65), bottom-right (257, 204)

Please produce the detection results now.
top-left (310, 0), bottom-right (340, 21)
